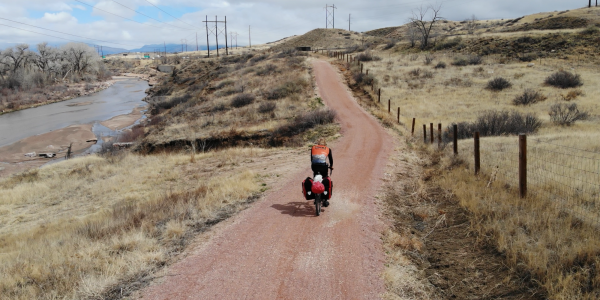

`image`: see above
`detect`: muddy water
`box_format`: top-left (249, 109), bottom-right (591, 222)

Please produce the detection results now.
top-left (0, 77), bottom-right (148, 148)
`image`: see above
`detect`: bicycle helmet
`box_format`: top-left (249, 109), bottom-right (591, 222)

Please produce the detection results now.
top-left (311, 181), bottom-right (325, 194)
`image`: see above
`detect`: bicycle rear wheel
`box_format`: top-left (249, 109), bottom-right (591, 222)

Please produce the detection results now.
top-left (315, 195), bottom-right (321, 216)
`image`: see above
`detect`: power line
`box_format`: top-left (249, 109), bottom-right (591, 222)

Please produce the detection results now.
top-left (109, 0), bottom-right (194, 31)
top-left (0, 17), bottom-right (138, 47)
top-left (141, 0), bottom-right (203, 31)
top-left (0, 23), bottom-right (98, 46)
top-left (73, 0), bottom-right (178, 31)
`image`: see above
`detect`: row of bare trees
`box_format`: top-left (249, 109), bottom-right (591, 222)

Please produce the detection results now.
top-left (0, 42), bottom-right (109, 90)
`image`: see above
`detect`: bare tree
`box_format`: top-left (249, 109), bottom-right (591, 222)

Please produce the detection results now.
top-left (1, 44), bottom-right (31, 73)
top-left (409, 4), bottom-right (443, 49)
top-left (406, 23), bottom-right (419, 48)
top-left (466, 15), bottom-right (478, 35)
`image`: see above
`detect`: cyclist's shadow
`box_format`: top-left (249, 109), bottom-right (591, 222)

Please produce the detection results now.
top-left (271, 201), bottom-right (322, 217)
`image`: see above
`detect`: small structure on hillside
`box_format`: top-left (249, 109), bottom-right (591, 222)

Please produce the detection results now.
top-left (296, 46), bottom-right (312, 51)
top-left (157, 65), bottom-right (175, 73)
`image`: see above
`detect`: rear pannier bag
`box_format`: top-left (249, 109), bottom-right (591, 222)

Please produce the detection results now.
top-left (302, 177), bottom-right (315, 200)
top-left (323, 177), bottom-right (333, 200)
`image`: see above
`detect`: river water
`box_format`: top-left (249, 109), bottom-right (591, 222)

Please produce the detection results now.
top-left (0, 77), bottom-right (149, 148)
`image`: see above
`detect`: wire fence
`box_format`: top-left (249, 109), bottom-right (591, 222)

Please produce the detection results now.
top-left (445, 133), bottom-right (600, 227)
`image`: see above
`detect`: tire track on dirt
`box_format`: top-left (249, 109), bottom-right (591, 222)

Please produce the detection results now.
top-left (137, 59), bottom-right (393, 300)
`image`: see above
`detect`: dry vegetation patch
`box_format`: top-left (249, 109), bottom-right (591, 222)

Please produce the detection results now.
top-left (0, 147), bottom-right (306, 299)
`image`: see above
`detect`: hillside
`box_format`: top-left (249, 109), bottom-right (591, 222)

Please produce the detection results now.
top-left (271, 28), bottom-right (384, 50)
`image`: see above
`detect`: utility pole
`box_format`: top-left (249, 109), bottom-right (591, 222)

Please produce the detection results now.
top-left (325, 4), bottom-right (337, 28)
top-left (203, 16), bottom-right (227, 57)
top-left (249, 25), bottom-right (251, 48)
top-left (196, 32), bottom-right (198, 51)
top-left (205, 16), bottom-right (210, 57)
top-left (164, 41), bottom-right (166, 56)
top-left (225, 16), bottom-right (228, 55)
top-left (348, 14), bottom-right (351, 31)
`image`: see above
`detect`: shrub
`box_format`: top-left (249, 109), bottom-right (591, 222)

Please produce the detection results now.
top-left (424, 54), bottom-right (434, 65)
top-left (468, 55), bottom-right (483, 65)
top-left (545, 70), bottom-right (583, 89)
top-left (452, 55), bottom-right (482, 66)
top-left (383, 40), bottom-right (396, 50)
top-left (272, 109), bottom-right (337, 138)
top-left (513, 89), bottom-right (547, 105)
top-left (151, 94), bottom-right (192, 113)
top-left (434, 61), bottom-right (447, 69)
top-left (450, 110), bottom-right (542, 139)
top-left (561, 89), bottom-right (584, 101)
top-left (451, 57), bottom-right (468, 66)
top-left (216, 80), bottom-right (234, 89)
top-left (255, 64), bottom-right (278, 76)
top-left (549, 103), bottom-right (589, 126)
top-left (264, 79), bottom-right (307, 100)
top-left (355, 52), bottom-right (381, 62)
top-left (258, 102), bottom-right (276, 113)
top-left (434, 37), bottom-right (462, 50)
top-left (518, 54), bottom-right (537, 62)
top-left (249, 54), bottom-right (268, 63)
top-left (422, 70), bottom-right (434, 79)
top-left (486, 77), bottom-right (512, 91)
top-left (581, 26), bottom-right (599, 35)
top-left (353, 73), bottom-right (375, 86)
top-left (231, 93), bottom-right (255, 108)
top-left (408, 68), bottom-right (421, 77)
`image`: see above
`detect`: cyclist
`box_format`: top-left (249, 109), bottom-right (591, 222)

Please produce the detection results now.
top-left (310, 138), bottom-right (333, 206)
top-left (311, 138), bottom-right (333, 177)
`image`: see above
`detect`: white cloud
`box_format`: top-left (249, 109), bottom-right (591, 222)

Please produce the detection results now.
top-left (42, 12), bottom-right (77, 23)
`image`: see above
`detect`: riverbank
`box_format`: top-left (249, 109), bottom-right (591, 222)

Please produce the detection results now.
top-left (0, 104), bottom-right (146, 178)
top-left (0, 79), bottom-right (116, 116)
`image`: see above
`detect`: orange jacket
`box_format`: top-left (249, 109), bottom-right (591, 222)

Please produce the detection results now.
top-left (311, 145), bottom-right (333, 166)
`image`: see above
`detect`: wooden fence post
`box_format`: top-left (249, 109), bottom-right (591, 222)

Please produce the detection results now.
top-left (371, 82), bottom-right (374, 91)
top-left (519, 134), bottom-right (527, 198)
top-left (361, 63), bottom-right (363, 73)
top-left (430, 123), bottom-right (434, 144)
top-left (423, 125), bottom-right (427, 143)
top-left (474, 132), bottom-right (480, 175)
top-left (366, 69), bottom-right (369, 75)
top-left (438, 123), bottom-right (442, 149)
top-left (397, 107), bottom-right (400, 124)
top-left (378, 88), bottom-right (381, 102)
top-left (411, 118), bottom-right (416, 136)
top-left (388, 99), bottom-right (391, 113)
top-left (453, 124), bottom-right (458, 155)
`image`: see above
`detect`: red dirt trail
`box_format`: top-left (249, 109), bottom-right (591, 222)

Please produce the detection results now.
top-left (138, 60), bottom-right (393, 300)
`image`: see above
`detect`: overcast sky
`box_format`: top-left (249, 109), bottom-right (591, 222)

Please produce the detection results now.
top-left (0, 0), bottom-right (587, 50)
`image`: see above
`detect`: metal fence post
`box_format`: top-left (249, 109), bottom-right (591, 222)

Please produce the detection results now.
top-left (378, 88), bottom-right (381, 102)
top-left (388, 99), bottom-right (391, 113)
top-left (397, 107), bottom-right (400, 124)
top-left (412, 118), bottom-right (416, 136)
top-left (474, 132), bottom-right (480, 175)
top-left (438, 123), bottom-right (442, 149)
top-left (519, 134), bottom-right (527, 198)
top-left (430, 123), bottom-right (434, 144)
top-left (423, 125), bottom-right (427, 143)
top-left (453, 124), bottom-right (458, 155)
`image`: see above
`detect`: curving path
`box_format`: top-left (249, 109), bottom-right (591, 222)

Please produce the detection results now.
top-left (138, 59), bottom-right (393, 300)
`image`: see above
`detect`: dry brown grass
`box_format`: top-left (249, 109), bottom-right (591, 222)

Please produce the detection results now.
top-left (143, 51), bottom-right (319, 147)
top-left (0, 148), bottom-right (274, 299)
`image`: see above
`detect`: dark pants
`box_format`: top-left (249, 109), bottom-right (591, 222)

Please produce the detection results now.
top-left (311, 164), bottom-right (328, 177)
